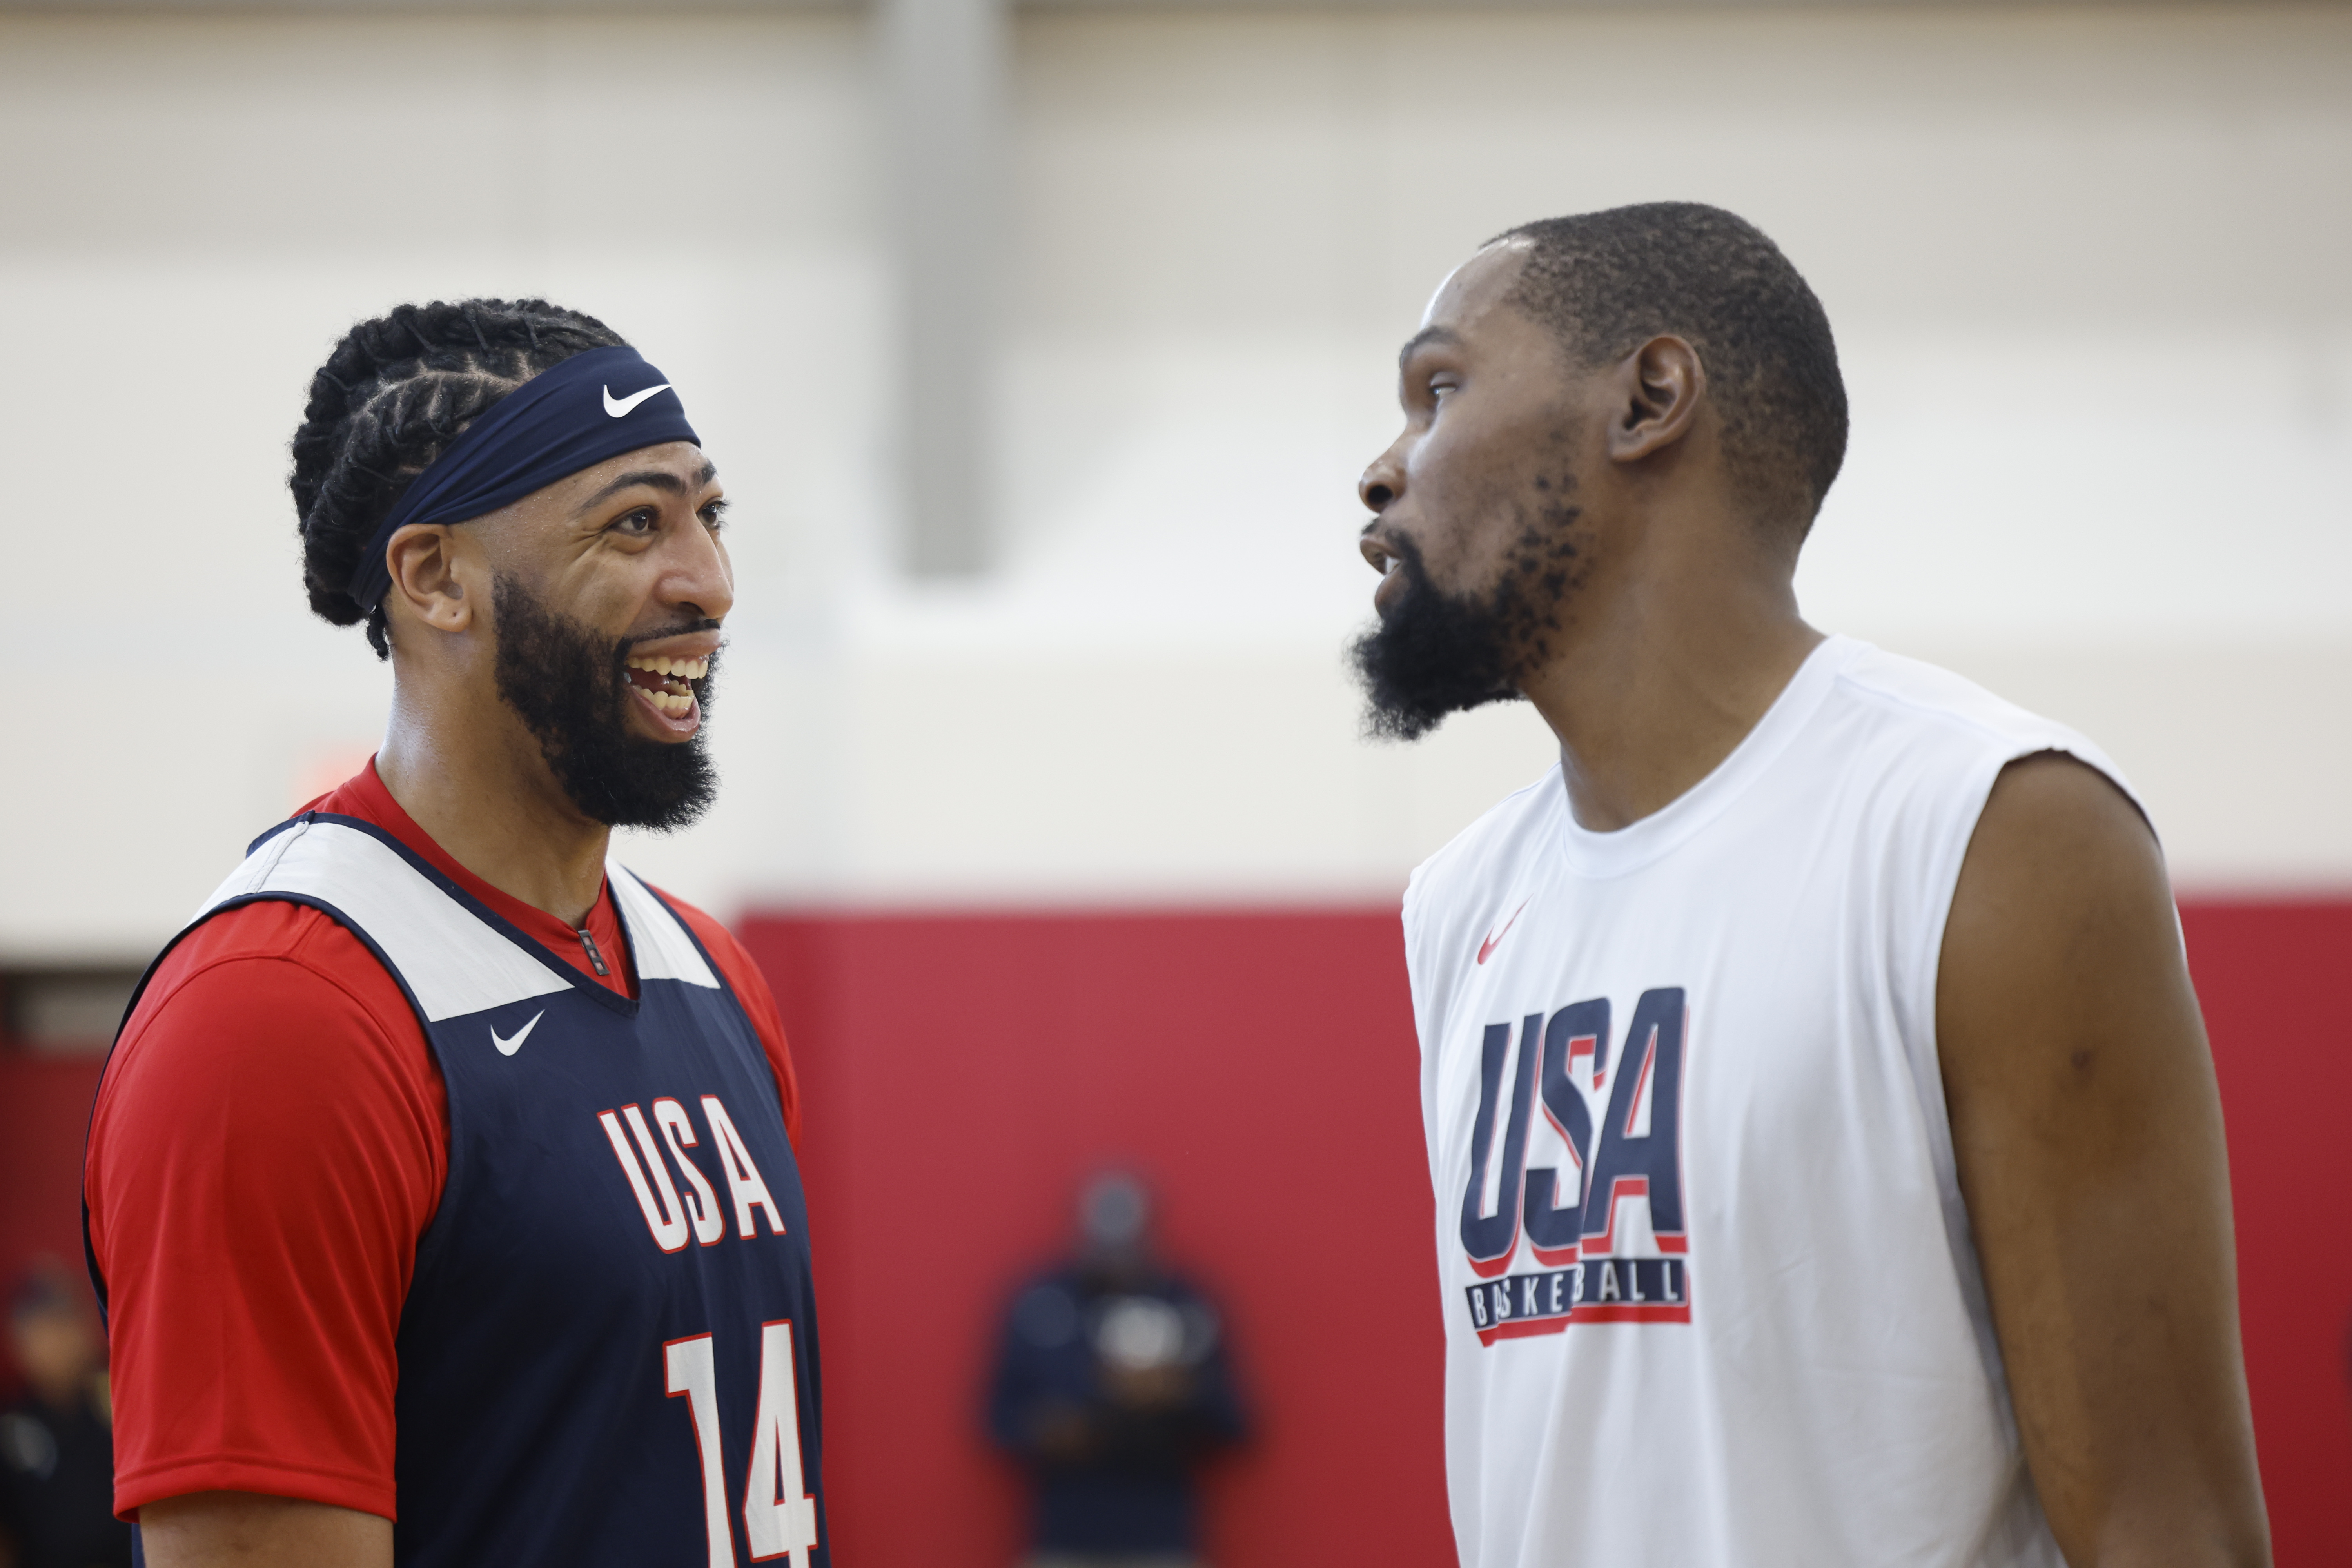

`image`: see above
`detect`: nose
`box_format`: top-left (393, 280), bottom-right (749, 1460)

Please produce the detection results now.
top-left (662, 508), bottom-right (735, 624)
top-left (1358, 452), bottom-right (1401, 514)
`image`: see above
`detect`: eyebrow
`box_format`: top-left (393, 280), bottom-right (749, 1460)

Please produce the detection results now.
top-left (1397, 325), bottom-right (1464, 371)
top-left (576, 458), bottom-right (722, 513)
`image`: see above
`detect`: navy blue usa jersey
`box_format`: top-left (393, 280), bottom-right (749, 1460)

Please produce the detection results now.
top-left (118, 813), bottom-right (826, 1568)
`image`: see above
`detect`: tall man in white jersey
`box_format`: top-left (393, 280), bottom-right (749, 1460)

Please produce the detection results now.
top-left (1351, 204), bottom-right (2269, 1567)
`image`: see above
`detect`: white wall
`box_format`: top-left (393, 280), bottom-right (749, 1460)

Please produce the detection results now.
top-left (3, 5), bottom-right (2348, 962)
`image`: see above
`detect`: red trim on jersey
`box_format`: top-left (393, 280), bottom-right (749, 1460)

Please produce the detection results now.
top-left (1571, 1303), bottom-right (1694, 1325)
top-left (1476, 1316), bottom-right (1572, 1346)
top-left (84, 761), bottom-right (802, 1521)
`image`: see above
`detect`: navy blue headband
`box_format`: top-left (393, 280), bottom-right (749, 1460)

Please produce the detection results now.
top-left (345, 344), bottom-right (699, 613)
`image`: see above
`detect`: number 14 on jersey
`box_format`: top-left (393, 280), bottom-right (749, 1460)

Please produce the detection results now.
top-left (665, 1320), bottom-right (820, 1568)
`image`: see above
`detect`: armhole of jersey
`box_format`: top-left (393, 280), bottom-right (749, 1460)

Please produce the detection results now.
top-left (608, 868), bottom-right (724, 994)
top-left (1911, 739), bottom-right (2149, 1133)
top-left (85, 889), bottom-right (443, 1323)
top-left (1399, 877), bottom-right (1426, 1049)
top-left (618, 875), bottom-right (796, 1132)
top-left (1909, 739), bottom-right (2141, 1416)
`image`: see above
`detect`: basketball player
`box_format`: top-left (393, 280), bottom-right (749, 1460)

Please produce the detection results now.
top-left (1355, 206), bottom-right (2269, 1566)
top-left (82, 301), bottom-right (826, 1568)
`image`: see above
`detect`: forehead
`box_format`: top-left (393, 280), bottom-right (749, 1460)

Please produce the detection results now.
top-left (559, 441), bottom-right (714, 497)
top-left (521, 441), bottom-right (715, 519)
top-left (474, 440), bottom-right (714, 554)
top-left (1419, 238), bottom-right (1535, 339)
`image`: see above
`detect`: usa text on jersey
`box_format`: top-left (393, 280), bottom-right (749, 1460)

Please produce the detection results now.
top-left (1458, 988), bottom-right (1690, 1344)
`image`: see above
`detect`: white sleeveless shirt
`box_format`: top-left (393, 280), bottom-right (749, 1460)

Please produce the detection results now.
top-left (1405, 636), bottom-right (2130, 1568)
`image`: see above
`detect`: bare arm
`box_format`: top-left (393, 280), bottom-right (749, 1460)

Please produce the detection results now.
top-left (140, 1493), bottom-right (389, 1568)
top-left (1938, 753), bottom-right (2269, 1567)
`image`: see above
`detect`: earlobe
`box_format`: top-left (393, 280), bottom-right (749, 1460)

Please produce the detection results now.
top-left (384, 524), bottom-right (474, 634)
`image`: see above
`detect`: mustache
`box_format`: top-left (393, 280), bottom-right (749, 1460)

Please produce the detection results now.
top-left (614, 619), bottom-right (726, 660)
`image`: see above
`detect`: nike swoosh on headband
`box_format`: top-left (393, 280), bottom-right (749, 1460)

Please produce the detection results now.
top-left (343, 345), bottom-right (699, 615)
top-left (492, 1010), bottom-right (545, 1056)
top-left (604, 383), bottom-right (673, 418)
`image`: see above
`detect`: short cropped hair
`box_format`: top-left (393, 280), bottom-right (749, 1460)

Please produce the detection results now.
top-left (1493, 203), bottom-right (1847, 537)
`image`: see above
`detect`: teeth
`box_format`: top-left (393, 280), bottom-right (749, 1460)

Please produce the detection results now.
top-left (628, 654), bottom-right (709, 680)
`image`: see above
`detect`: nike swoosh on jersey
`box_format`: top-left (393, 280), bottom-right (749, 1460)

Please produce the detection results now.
top-left (1476, 901), bottom-right (1528, 965)
top-left (603, 383), bottom-right (672, 418)
top-left (492, 1009), bottom-right (546, 1056)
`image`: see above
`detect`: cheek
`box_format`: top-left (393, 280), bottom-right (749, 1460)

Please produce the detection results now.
top-left (566, 554), bottom-right (660, 622)
top-left (1406, 424), bottom-right (1545, 583)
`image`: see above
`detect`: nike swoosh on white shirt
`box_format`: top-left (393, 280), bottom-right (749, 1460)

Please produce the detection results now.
top-left (1476, 900), bottom-right (1528, 965)
top-left (603, 383), bottom-right (672, 418)
top-left (491, 1010), bottom-right (546, 1056)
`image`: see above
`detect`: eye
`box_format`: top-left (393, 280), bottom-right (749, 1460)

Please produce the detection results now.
top-left (699, 498), bottom-right (729, 532)
top-left (608, 506), bottom-right (660, 538)
top-left (1429, 375), bottom-right (1460, 403)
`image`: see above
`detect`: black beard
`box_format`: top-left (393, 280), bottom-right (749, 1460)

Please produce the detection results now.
top-left (491, 575), bottom-right (720, 832)
top-left (1350, 483), bottom-right (1590, 742)
top-left (1349, 535), bottom-right (1519, 741)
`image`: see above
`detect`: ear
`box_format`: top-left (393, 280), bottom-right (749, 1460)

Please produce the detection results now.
top-left (383, 524), bottom-right (477, 637)
top-left (1606, 334), bottom-right (1706, 463)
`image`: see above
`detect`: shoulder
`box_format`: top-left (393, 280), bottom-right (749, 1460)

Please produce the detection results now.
top-left (645, 886), bottom-right (782, 1022)
top-left (1795, 641), bottom-right (2147, 859)
top-left (1957, 753), bottom-right (2164, 924)
top-left (89, 902), bottom-right (448, 1269)
top-left (656, 888), bottom-right (760, 980)
top-left (1824, 642), bottom-right (2130, 784)
top-left (1404, 763), bottom-right (1561, 940)
top-left (116, 899), bottom-right (420, 1064)
top-left (100, 900), bottom-right (440, 1127)
top-left (1938, 750), bottom-right (2170, 1030)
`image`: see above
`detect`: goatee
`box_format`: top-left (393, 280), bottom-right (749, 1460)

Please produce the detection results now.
top-left (492, 574), bottom-right (720, 832)
top-left (1349, 534), bottom-right (1520, 742)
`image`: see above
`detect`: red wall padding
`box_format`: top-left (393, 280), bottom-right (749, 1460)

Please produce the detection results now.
top-left (740, 901), bottom-right (2352, 1568)
top-left (2177, 901), bottom-right (2352, 1568)
top-left (0, 1057), bottom-right (107, 1310)
top-left (738, 911), bottom-right (1454, 1568)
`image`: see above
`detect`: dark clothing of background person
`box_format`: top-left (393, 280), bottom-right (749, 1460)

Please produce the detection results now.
top-left (987, 1264), bottom-right (1246, 1559)
top-left (0, 1385), bottom-right (133, 1568)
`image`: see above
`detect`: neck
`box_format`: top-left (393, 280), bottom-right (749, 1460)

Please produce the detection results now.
top-left (376, 682), bottom-right (612, 928)
top-left (1518, 517), bottom-right (1821, 833)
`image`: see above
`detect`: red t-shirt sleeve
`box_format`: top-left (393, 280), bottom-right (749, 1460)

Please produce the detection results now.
top-left (666, 898), bottom-right (802, 1148)
top-left (85, 904), bottom-right (446, 1521)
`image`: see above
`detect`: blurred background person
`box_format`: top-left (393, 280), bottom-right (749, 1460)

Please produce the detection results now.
top-left (989, 1174), bottom-right (1246, 1568)
top-left (0, 1265), bottom-right (130, 1568)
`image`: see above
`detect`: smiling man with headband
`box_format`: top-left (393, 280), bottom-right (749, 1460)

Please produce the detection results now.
top-left (84, 300), bottom-right (828, 1568)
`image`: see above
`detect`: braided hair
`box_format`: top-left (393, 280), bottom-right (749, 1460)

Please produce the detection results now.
top-left (290, 299), bottom-right (629, 657)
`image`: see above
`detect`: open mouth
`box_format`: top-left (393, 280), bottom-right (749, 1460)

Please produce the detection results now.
top-left (624, 653), bottom-right (708, 718)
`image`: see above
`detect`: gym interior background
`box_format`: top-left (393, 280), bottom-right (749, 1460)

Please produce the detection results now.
top-left (1, 1), bottom-right (2347, 1562)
